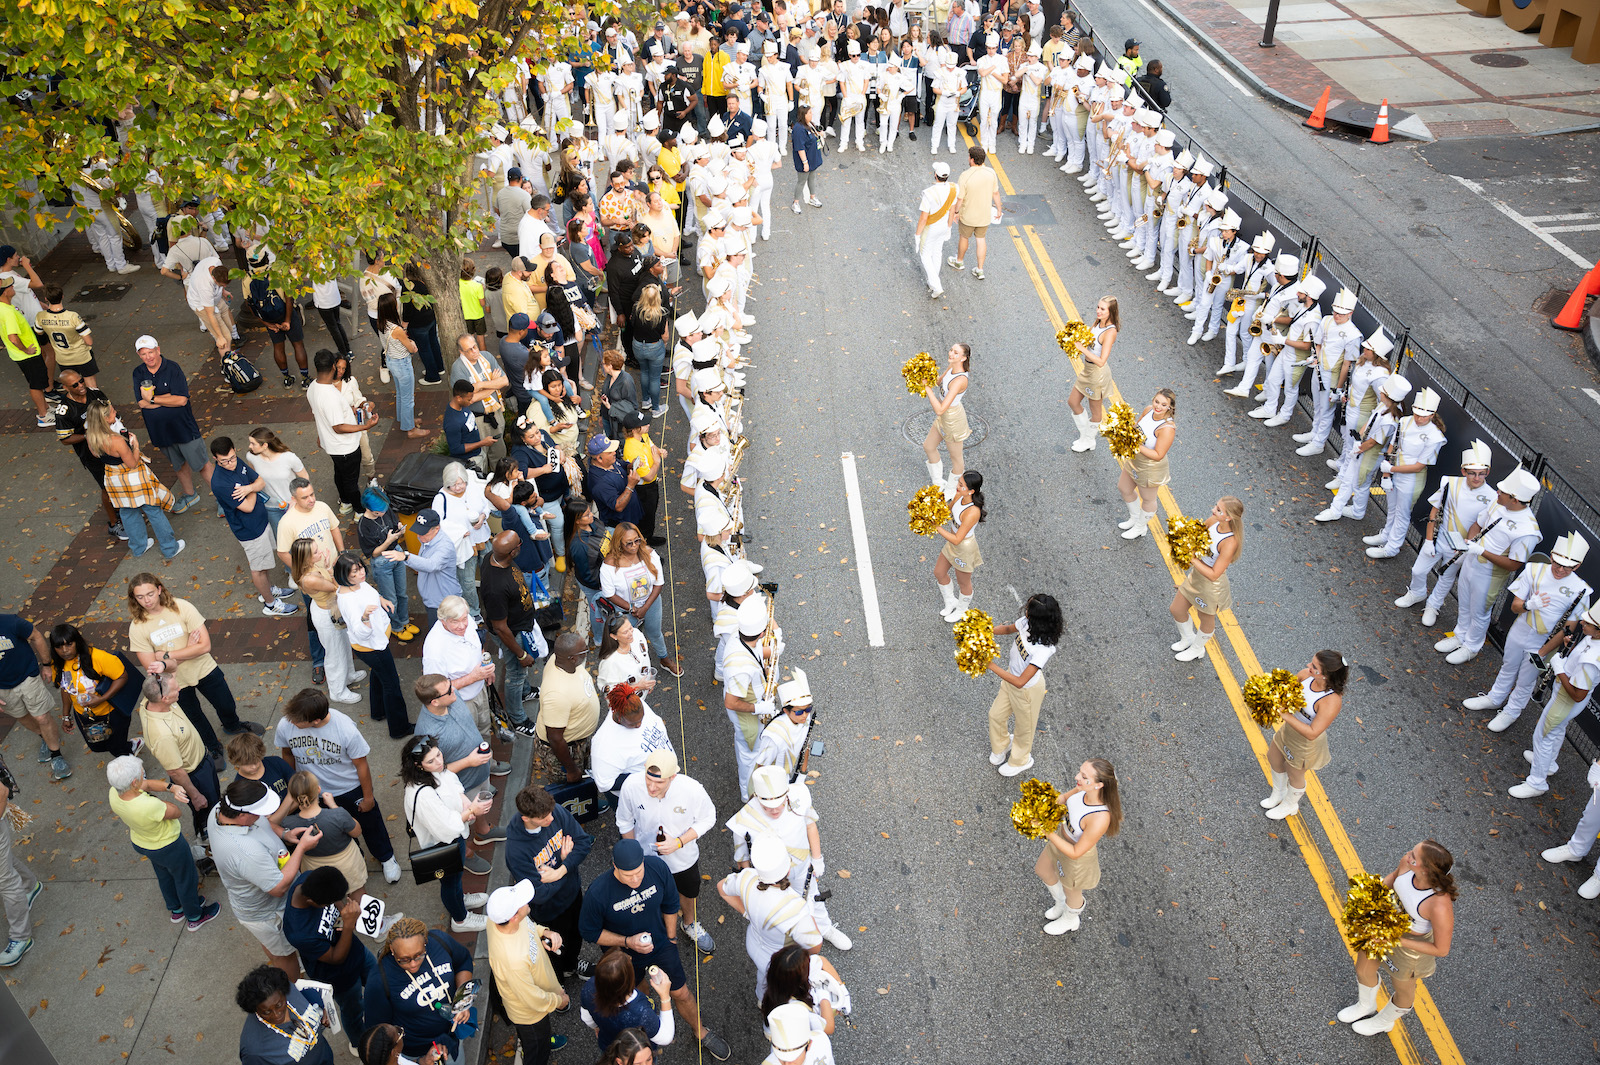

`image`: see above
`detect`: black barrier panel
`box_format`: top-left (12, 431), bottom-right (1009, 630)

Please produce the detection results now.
top-left (1219, 170), bottom-right (1314, 251)
top-left (1220, 191), bottom-right (1307, 276)
top-left (1304, 261), bottom-right (1395, 361)
top-left (1526, 474), bottom-right (1600, 756)
top-left (1406, 336), bottom-right (1543, 469)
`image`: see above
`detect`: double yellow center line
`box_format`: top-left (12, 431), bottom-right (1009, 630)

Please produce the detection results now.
top-left (970, 135), bottom-right (1463, 1065)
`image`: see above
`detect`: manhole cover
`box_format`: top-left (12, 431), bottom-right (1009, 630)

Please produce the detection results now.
top-left (902, 408), bottom-right (989, 450)
top-left (1470, 52), bottom-right (1529, 68)
top-left (1534, 286), bottom-right (1570, 317)
top-left (998, 194), bottom-right (1058, 227)
top-left (72, 283), bottom-right (132, 302)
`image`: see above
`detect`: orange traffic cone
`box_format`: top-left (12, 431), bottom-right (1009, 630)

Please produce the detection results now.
top-left (1370, 99), bottom-right (1390, 143)
top-left (1305, 86), bottom-right (1332, 130)
top-left (1552, 262), bottom-right (1600, 331)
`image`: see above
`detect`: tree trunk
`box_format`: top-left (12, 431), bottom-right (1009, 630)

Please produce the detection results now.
top-left (419, 246), bottom-right (467, 370)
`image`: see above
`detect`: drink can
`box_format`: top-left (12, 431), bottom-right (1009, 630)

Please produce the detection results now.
top-left (638, 932), bottom-right (653, 952)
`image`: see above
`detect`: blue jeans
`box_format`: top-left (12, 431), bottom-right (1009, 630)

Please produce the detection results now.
top-left (334, 950), bottom-right (378, 1037)
top-left (441, 838), bottom-right (467, 922)
top-left (539, 500), bottom-right (566, 559)
top-left (369, 555), bottom-right (411, 630)
top-left (409, 322), bottom-right (445, 380)
top-left (265, 503), bottom-right (285, 536)
top-left (457, 551), bottom-right (481, 619)
top-left (133, 834), bottom-right (204, 920)
top-left (501, 633), bottom-right (543, 725)
top-left (388, 353), bottom-right (417, 431)
top-left (581, 586), bottom-right (605, 645)
top-left (120, 504), bottom-right (180, 558)
top-left (634, 596), bottom-right (667, 659)
top-left (631, 339), bottom-right (667, 411)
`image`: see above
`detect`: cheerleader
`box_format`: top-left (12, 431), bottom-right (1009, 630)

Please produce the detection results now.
top-left (1261, 650), bottom-right (1346, 819)
top-left (934, 471), bottom-right (986, 623)
top-left (1315, 373), bottom-right (1409, 523)
top-left (1337, 841), bottom-right (1457, 1037)
top-left (1169, 496), bottom-right (1244, 662)
top-left (1068, 296), bottom-right (1117, 452)
top-left (1035, 757), bottom-right (1123, 935)
top-left (986, 594), bottom-right (1062, 777)
top-left (922, 342), bottom-right (971, 497)
top-left (1116, 388), bottom-right (1176, 540)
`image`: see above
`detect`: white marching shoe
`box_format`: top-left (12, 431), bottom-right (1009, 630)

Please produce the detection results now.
top-left (1362, 533), bottom-right (1387, 546)
top-left (1434, 635), bottom-right (1461, 653)
top-left (1422, 606), bottom-right (1439, 626)
top-left (1393, 591), bottom-right (1425, 608)
top-left (1223, 384), bottom-right (1251, 398)
top-left (1446, 646), bottom-right (1477, 665)
top-left (1044, 880), bottom-right (1068, 920)
top-left (1171, 619), bottom-right (1198, 652)
top-left (1337, 982), bottom-right (1381, 1024)
top-left (1133, 257), bottom-right (1154, 271)
top-left (1314, 506), bottom-right (1344, 522)
top-left (1292, 432), bottom-right (1313, 443)
top-left (1265, 787), bottom-right (1306, 820)
top-left (1295, 442), bottom-right (1323, 457)
top-left (1146, 270), bottom-right (1164, 282)
top-left (1353, 1002), bottom-right (1411, 1037)
top-left (1263, 414), bottom-right (1291, 427)
top-left (1043, 902), bottom-right (1084, 935)
top-left (1487, 709), bottom-right (1518, 732)
top-left (1581, 876), bottom-right (1600, 899)
top-left (1542, 844), bottom-right (1582, 864)
top-left (1260, 771), bottom-right (1289, 809)
top-left (925, 459), bottom-right (944, 487)
top-left (943, 592), bottom-right (972, 623)
top-left (1121, 508), bottom-right (1153, 539)
top-left (938, 580), bottom-right (958, 618)
top-left (1323, 478), bottom-right (1341, 491)
top-left (1248, 405), bottom-right (1273, 419)
top-left (1118, 499), bottom-right (1144, 530)
top-left (1176, 630), bottom-right (1213, 662)
top-left (1070, 409), bottom-right (1098, 452)
top-left (823, 926), bottom-right (853, 950)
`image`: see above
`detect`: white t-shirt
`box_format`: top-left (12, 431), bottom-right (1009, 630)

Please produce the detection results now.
top-left (306, 381), bottom-right (361, 456)
top-left (1006, 616), bottom-right (1056, 689)
top-left (601, 554), bottom-right (665, 609)
top-left (183, 254), bottom-right (224, 312)
top-left (312, 279), bottom-right (343, 310)
top-left (273, 709), bottom-right (370, 794)
top-left (246, 449), bottom-right (305, 507)
top-left (616, 773), bottom-right (717, 873)
top-left (589, 706), bottom-right (675, 792)
top-left (919, 183), bottom-right (956, 235)
top-left (0, 271), bottom-right (42, 326)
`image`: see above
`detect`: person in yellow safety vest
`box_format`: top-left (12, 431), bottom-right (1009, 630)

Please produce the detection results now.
top-left (1116, 39), bottom-right (1144, 86)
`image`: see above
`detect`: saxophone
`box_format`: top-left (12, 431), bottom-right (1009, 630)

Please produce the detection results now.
top-left (1206, 271), bottom-right (1223, 294)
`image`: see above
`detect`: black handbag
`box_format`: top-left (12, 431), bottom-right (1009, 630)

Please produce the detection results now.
top-left (407, 788), bottom-right (465, 884)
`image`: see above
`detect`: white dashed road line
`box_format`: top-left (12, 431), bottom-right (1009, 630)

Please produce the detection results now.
top-left (1451, 175), bottom-right (1596, 270)
top-left (840, 452), bottom-right (886, 648)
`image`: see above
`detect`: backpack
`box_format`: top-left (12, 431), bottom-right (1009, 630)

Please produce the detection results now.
top-left (221, 350), bottom-right (263, 393)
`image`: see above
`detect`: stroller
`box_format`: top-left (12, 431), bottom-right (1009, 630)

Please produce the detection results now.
top-left (958, 66), bottom-right (980, 138)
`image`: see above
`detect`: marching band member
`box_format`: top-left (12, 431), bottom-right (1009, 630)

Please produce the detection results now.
top-left (1112, 108), bottom-right (1154, 247)
top-left (1218, 233), bottom-right (1277, 377)
top-left (1044, 53), bottom-right (1074, 166)
top-left (748, 121), bottom-right (780, 241)
top-left (1324, 331), bottom-right (1393, 479)
top-left (717, 834), bottom-right (822, 1002)
top-left (712, 561), bottom-right (759, 684)
top-left (1257, 275), bottom-right (1326, 428)
top-left (1076, 67), bottom-right (1113, 185)
top-left (698, 502), bottom-right (738, 611)
top-left (725, 42), bottom-right (757, 116)
top-left (1432, 466), bottom-right (1541, 663)
top-left (759, 43), bottom-right (793, 153)
top-left (1035, 758), bottom-right (1123, 935)
top-left (976, 34), bottom-right (1007, 154)
top-left (1261, 651), bottom-right (1347, 820)
top-left (1294, 287), bottom-right (1362, 458)
top-left (1316, 373), bottom-right (1409, 524)
top-left (1062, 55), bottom-right (1095, 174)
top-left (1116, 388), bottom-right (1177, 541)
top-left (1176, 187), bottom-right (1227, 312)
top-left (1015, 44), bottom-right (1048, 155)
top-left (729, 767), bottom-right (852, 951)
top-left (1391, 441), bottom-right (1495, 622)
top-left (754, 668), bottom-right (814, 780)
top-left (1151, 152), bottom-right (1197, 294)
top-left (671, 313), bottom-right (709, 419)
top-left (985, 593), bottom-right (1062, 777)
top-left (1509, 606), bottom-right (1600, 800)
top-left (1467, 533), bottom-right (1591, 732)
top-left (1539, 758), bottom-right (1600, 898)
top-left (837, 41), bottom-right (870, 152)
top-left (617, 55), bottom-right (646, 133)
top-left (1169, 496), bottom-right (1244, 662)
top-left (921, 342), bottom-right (971, 497)
top-left (1162, 159), bottom-right (1212, 300)
top-left (878, 55), bottom-right (914, 153)
top-left (723, 597), bottom-right (781, 801)
top-left (934, 471), bottom-right (986, 622)
top-left (1068, 295), bottom-right (1119, 452)
top-left (1337, 842), bottom-right (1456, 1036)
top-left (1130, 129), bottom-right (1174, 273)
top-left (1226, 252), bottom-right (1298, 399)
top-left (929, 50), bottom-right (963, 157)
top-left (1092, 93), bottom-right (1132, 229)
top-left (1185, 209), bottom-right (1247, 346)
top-left (1362, 386), bottom-right (1446, 558)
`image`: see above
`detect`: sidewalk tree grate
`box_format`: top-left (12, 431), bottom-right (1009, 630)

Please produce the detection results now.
top-left (902, 408), bottom-right (988, 450)
top-left (71, 282), bottom-right (132, 302)
top-left (1470, 52), bottom-right (1530, 68)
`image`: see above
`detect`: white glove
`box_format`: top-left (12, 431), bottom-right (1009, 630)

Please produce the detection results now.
top-left (1589, 760), bottom-right (1600, 790)
top-left (1380, 461), bottom-right (1393, 475)
top-left (1466, 542), bottom-right (1486, 558)
top-left (755, 696), bottom-right (777, 719)
top-left (810, 855), bottom-right (824, 877)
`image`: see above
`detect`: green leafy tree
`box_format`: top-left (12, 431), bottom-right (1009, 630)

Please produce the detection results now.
top-left (0, 0), bottom-right (626, 343)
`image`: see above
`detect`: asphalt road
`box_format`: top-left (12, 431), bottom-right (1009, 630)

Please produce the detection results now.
top-left (656, 111), bottom-right (1600, 1065)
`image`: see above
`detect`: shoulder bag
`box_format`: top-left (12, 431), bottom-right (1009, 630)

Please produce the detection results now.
top-left (406, 787), bottom-right (465, 884)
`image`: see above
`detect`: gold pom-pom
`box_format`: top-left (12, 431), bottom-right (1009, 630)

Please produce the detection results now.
top-left (1055, 320), bottom-right (1093, 363)
top-left (907, 485), bottom-right (948, 537)
top-left (952, 608), bottom-right (999, 677)
top-left (1099, 402), bottom-right (1143, 461)
top-left (1242, 668), bottom-right (1305, 728)
top-left (1010, 778), bottom-right (1066, 840)
top-left (902, 351), bottom-right (939, 396)
top-left (1341, 872), bottom-right (1414, 962)
top-left (1166, 515), bottom-right (1212, 571)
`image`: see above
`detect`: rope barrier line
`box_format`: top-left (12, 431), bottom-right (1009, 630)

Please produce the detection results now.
top-left (963, 128), bottom-right (1459, 1065)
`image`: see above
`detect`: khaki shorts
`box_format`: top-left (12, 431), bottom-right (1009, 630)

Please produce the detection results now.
top-left (239, 913), bottom-right (295, 957)
top-left (240, 527), bottom-right (277, 572)
top-left (958, 221), bottom-right (989, 240)
top-left (0, 674), bottom-right (54, 719)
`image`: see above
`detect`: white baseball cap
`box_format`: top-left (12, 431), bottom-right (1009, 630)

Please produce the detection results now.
top-left (134, 334), bottom-right (159, 351)
top-left (933, 161), bottom-right (950, 177)
top-left (486, 879), bottom-right (537, 924)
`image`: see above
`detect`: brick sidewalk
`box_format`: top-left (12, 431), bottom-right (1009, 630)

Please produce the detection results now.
top-left (1160, 0), bottom-right (1600, 136)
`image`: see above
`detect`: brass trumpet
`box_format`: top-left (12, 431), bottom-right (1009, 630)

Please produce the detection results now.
top-left (1258, 342), bottom-right (1283, 357)
top-left (1248, 305), bottom-right (1266, 337)
top-left (1176, 214), bottom-right (1189, 230)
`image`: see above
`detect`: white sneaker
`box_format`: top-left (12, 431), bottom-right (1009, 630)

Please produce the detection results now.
top-left (1248, 406), bottom-right (1273, 419)
top-left (450, 912), bottom-right (488, 932)
top-left (1314, 507), bottom-right (1343, 522)
top-left (1326, 458), bottom-right (1342, 470)
top-left (1133, 257), bottom-right (1154, 271)
top-left (997, 755), bottom-right (1034, 777)
top-left (823, 926), bottom-right (853, 950)
top-left (1365, 546), bottom-right (1399, 559)
top-left (990, 735), bottom-right (1012, 766)
top-left (1508, 781), bottom-right (1548, 800)
top-left (1215, 364), bottom-right (1238, 376)
top-left (382, 858), bottom-right (401, 883)
top-left (1434, 636), bottom-right (1461, 653)
top-left (1146, 271), bottom-right (1164, 282)
top-left (1445, 646), bottom-right (1478, 665)
top-left (1488, 710), bottom-right (1518, 733)
top-left (1542, 844), bottom-right (1583, 864)
top-left (116, 264), bottom-right (141, 275)
top-left (1200, 330), bottom-right (1219, 341)
top-left (1324, 478), bottom-right (1341, 491)
top-left (1295, 443), bottom-right (1322, 457)
top-left (463, 892), bottom-right (488, 909)
top-left (1362, 533), bottom-right (1387, 546)
top-left (1263, 414), bottom-right (1291, 427)
top-left (1223, 385), bottom-right (1251, 398)
top-left (1422, 607), bottom-right (1439, 626)
top-left (1292, 432), bottom-right (1313, 443)
top-left (1580, 876), bottom-right (1600, 900)
top-left (1394, 592), bottom-right (1425, 608)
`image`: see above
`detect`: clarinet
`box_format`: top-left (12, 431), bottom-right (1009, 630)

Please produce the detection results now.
top-left (1436, 515), bottom-right (1503, 576)
top-left (789, 709), bottom-right (818, 784)
top-left (1530, 599), bottom-right (1587, 703)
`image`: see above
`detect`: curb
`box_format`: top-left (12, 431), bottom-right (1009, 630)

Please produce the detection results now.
top-left (1142, 0), bottom-right (1433, 141)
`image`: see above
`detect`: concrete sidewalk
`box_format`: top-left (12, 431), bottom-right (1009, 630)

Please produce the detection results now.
top-left (1152, 0), bottom-right (1600, 137)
